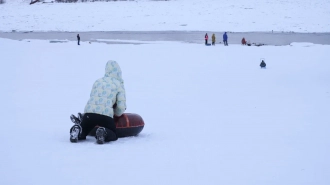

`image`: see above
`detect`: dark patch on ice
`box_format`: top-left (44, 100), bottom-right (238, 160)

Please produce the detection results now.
top-left (50, 40), bottom-right (68, 43)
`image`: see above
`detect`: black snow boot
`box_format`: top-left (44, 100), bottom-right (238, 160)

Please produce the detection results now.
top-left (78, 112), bottom-right (84, 122)
top-left (96, 127), bottom-right (107, 144)
top-left (70, 124), bottom-right (82, 143)
top-left (70, 114), bottom-right (80, 124)
top-left (70, 112), bottom-right (84, 124)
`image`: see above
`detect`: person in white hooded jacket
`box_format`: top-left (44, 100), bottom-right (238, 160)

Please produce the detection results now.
top-left (70, 60), bottom-right (127, 144)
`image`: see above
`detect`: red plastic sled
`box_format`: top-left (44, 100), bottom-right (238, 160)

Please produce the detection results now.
top-left (89, 113), bottom-right (145, 138)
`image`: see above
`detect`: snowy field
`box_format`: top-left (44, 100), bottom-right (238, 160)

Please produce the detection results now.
top-left (1, 38), bottom-right (329, 185)
top-left (1, 0), bottom-right (330, 32)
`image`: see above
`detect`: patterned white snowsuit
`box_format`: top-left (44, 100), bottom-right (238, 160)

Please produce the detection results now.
top-left (84, 60), bottom-right (126, 118)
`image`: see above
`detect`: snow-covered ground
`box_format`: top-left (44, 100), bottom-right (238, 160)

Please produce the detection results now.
top-left (1, 38), bottom-right (329, 185)
top-left (1, 0), bottom-right (330, 32)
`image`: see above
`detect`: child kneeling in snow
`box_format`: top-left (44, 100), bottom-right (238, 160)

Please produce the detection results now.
top-left (70, 60), bottom-right (127, 144)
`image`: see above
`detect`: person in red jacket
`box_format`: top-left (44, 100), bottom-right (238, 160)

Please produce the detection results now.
top-left (205, 33), bottom-right (208, 45)
top-left (242, 37), bottom-right (246, 45)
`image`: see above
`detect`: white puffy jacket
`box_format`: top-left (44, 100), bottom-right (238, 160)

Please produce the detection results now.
top-left (84, 60), bottom-right (126, 118)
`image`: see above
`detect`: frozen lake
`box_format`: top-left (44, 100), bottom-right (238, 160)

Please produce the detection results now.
top-left (1, 31), bottom-right (330, 45)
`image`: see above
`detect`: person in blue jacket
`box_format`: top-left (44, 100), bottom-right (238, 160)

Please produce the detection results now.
top-left (223, 32), bottom-right (228, 46)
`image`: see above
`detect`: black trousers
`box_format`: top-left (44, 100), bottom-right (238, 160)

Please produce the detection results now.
top-left (77, 113), bottom-right (117, 142)
top-left (78, 40), bottom-right (80, 45)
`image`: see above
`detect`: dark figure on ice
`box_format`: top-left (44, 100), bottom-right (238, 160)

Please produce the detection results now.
top-left (260, 60), bottom-right (266, 68)
top-left (212, 33), bottom-right (216, 45)
top-left (223, 32), bottom-right (228, 46)
top-left (241, 37), bottom-right (246, 45)
top-left (205, 33), bottom-right (209, 45)
top-left (69, 60), bottom-right (127, 144)
top-left (77, 34), bottom-right (80, 45)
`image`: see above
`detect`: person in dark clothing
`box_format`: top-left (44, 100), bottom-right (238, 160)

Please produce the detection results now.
top-left (205, 33), bottom-right (209, 45)
top-left (260, 60), bottom-right (266, 68)
top-left (77, 34), bottom-right (80, 45)
top-left (223, 32), bottom-right (228, 46)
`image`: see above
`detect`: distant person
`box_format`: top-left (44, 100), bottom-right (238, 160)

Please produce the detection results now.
top-left (77, 34), bottom-right (80, 45)
top-left (205, 33), bottom-right (209, 45)
top-left (260, 60), bottom-right (266, 68)
top-left (212, 34), bottom-right (216, 45)
top-left (69, 60), bottom-right (127, 144)
top-left (223, 32), bottom-right (228, 46)
top-left (241, 37), bottom-right (246, 45)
